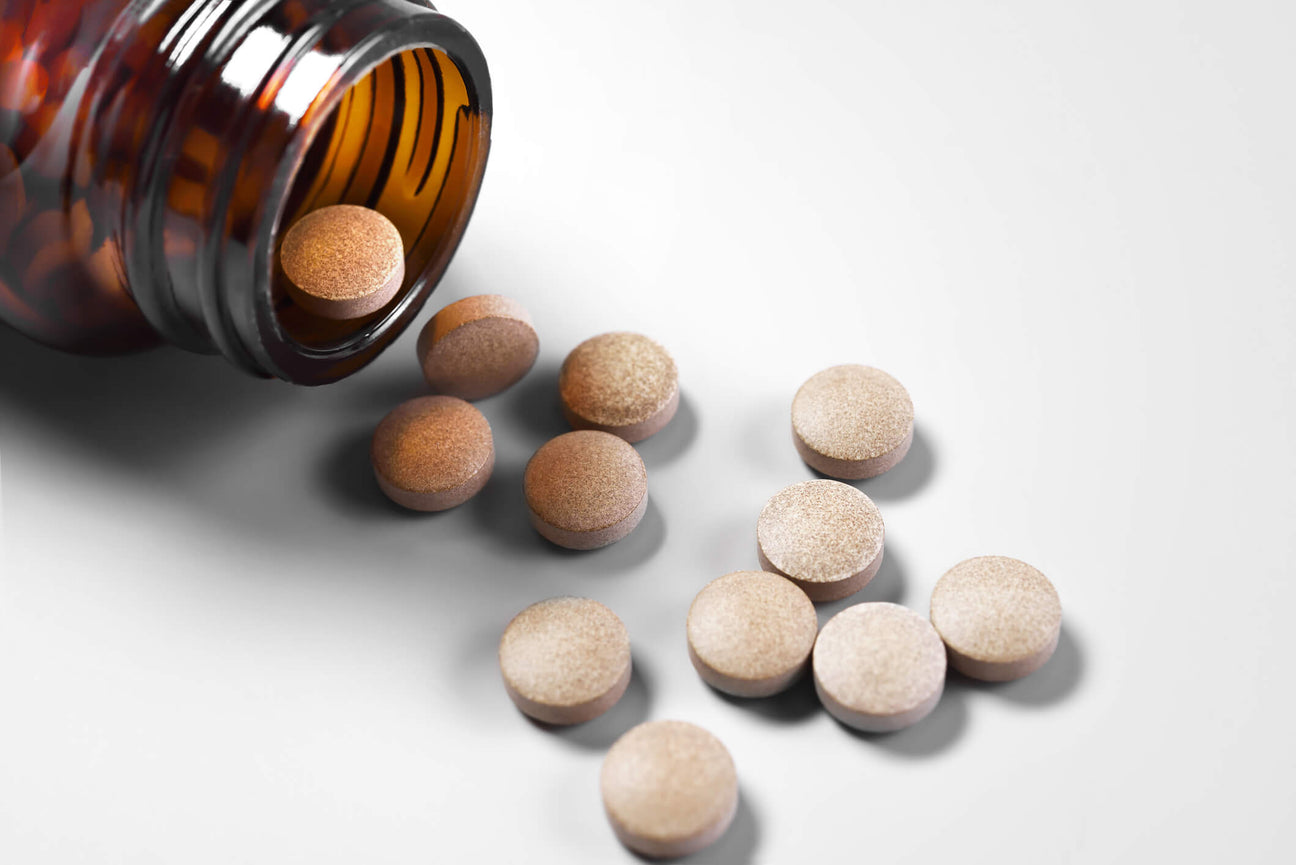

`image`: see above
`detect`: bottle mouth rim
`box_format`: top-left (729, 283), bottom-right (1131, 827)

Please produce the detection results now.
top-left (244, 9), bottom-right (491, 384)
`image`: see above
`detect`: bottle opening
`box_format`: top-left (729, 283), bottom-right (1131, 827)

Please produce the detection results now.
top-left (273, 45), bottom-right (484, 353)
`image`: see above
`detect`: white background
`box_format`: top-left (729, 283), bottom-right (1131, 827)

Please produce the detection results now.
top-left (2, 0), bottom-right (1294, 862)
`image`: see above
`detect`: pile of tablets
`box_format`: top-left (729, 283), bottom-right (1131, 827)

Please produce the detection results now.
top-left (283, 204), bottom-right (1065, 859)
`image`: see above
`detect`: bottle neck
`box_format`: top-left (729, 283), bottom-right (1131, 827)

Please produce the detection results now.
top-left (93, 0), bottom-right (490, 383)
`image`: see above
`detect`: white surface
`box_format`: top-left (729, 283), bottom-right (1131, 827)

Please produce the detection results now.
top-left (2, 1), bottom-right (1294, 862)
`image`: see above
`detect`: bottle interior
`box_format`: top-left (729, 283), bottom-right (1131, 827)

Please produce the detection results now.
top-left (274, 45), bottom-right (483, 349)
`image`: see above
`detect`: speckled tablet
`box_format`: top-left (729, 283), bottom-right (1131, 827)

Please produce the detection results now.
top-left (559, 331), bottom-right (679, 442)
top-left (280, 205), bottom-right (405, 320)
top-left (523, 430), bottom-right (648, 550)
top-left (929, 556), bottom-right (1062, 682)
top-left (813, 602), bottom-right (946, 732)
top-left (687, 571), bottom-right (818, 697)
top-left (416, 294), bottom-right (539, 400)
top-left (791, 364), bottom-right (914, 480)
top-left (498, 597), bottom-right (632, 725)
top-left (756, 479), bottom-right (885, 602)
top-left (370, 396), bottom-right (494, 511)
top-left (601, 720), bottom-right (738, 858)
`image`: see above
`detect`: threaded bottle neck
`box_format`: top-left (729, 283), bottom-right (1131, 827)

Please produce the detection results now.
top-left (103, 0), bottom-right (490, 382)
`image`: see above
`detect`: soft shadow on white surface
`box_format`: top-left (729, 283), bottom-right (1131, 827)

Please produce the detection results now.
top-left (314, 423), bottom-right (438, 522)
top-left (701, 613), bottom-right (1085, 757)
top-left (862, 543), bottom-right (909, 606)
top-left (624, 791), bottom-right (760, 865)
top-left (811, 544), bottom-right (911, 630)
top-left (634, 393), bottom-right (699, 469)
top-left (0, 328), bottom-right (289, 466)
top-left (503, 362), bottom-right (568, 441)
top-left (852, 426), bottom-right (937, 502)
top-left (807, 425), bottom-right (937, 502)
top-left (826, 624), bottom-right (1086, 757)
top-left (343, 362), bottom-right (428, 414)
top-left (963, 625), bottom-right (1086, 708)
top-left (741, 399), bottom-right (800, 473)
top-left (524, 659), bottom-right (654, 751)
top-left (832, 624), bottom-right (1086, 758)
top-left (710, 670), bottom-right (822, 725)
top-left (833, 681), bottom-right (970, 758)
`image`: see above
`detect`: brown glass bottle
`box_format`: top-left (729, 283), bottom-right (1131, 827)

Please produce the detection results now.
top-left (0, 0), bottom-right (490, 384)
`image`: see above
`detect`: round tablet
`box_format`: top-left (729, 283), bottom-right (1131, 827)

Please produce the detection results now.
top-left (523, 430), bottom-right (648, 550)
top-left (559, 331), bottom-right (679, 442)
top-left (601, 720), bottom-right (738, 858)
top-left (791, 364), bottom-right (914, 480)
top-left (416, 294), bottom-right (540, 400)
top-left (370, 396), bottom-right (494, 511)
top-left (498, 597), bottom-right (632, 725)
top-left (280, 204), bottom-right (405, 320)
top-left (929, 556), bottom-right (1062, 682)
top-left (756, 479), bottom-right (885, 602)
top-left (686, 571), bottom-right (818, 697)
top-left (813, 603), bottom-right (946, 733)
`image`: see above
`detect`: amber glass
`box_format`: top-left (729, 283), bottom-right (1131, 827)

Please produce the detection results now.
top-left (0, 0), bottom-right (490, 383)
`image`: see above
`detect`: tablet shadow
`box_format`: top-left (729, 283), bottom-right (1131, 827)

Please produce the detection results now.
top-left (314, 424), bottom-right (432, 521)
top-left (628, 791), bottom-right (760, 865)
top-left (0, 327), bottom-right (291, 469)
top-left (862, 542), bottom-right (906, 605)
top-left (530, 660), bottom-right (653, 751)
top-left (504, 363), bottom-right (566, 441)
top-left (835, 678), bottom-right (969, 758)
top-left (811, 543), bottom-right (907, 628)
top-left (711, 669), bottom-right (820, 725)
top-left (812, 425), bottom-right (936, 501)
top-left (964, 626), bottom-right (1085, 708)
top-left (634, 393), bottom-right (698, 468)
